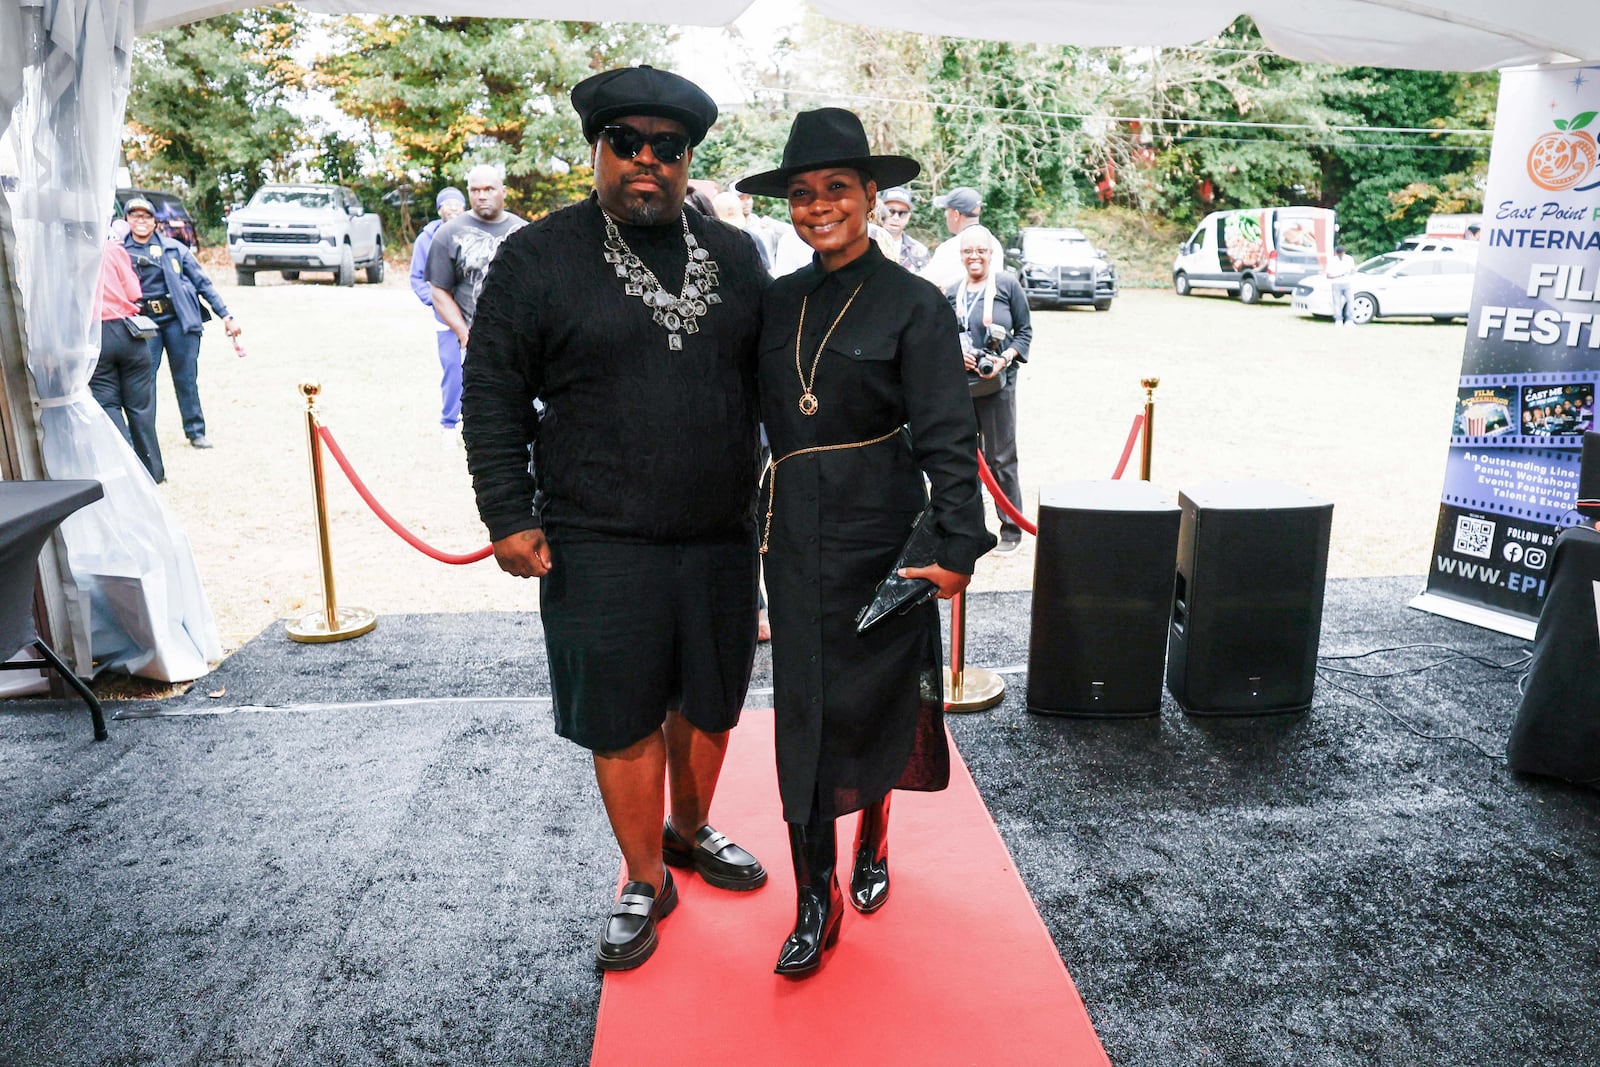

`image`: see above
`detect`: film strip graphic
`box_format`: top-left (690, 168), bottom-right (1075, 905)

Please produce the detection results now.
top-left (1450, 370), bottom-right (1597, 448)
top-left (1441, 443), bottom-right (1584, 527)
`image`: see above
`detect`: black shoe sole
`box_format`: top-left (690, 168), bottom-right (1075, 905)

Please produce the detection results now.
top-left (596, 928), bottom-right (658, 972)
top-left (774, 917), bottom-right (842, 977)
top-left (663, 848), bottom-right (770, 892)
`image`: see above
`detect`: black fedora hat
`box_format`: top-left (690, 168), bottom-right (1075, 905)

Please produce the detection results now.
top-left (737, 108), bottom-right (920, 198)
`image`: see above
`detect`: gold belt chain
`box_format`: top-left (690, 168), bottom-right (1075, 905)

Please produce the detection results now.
top-left (760, 427), bottom-right (903, 554)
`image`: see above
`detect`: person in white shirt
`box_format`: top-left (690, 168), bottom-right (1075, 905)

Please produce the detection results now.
top-left (1327, 245), bottom-right (1358, 326)
top-left (920, 186), bottom-right (1004, 290)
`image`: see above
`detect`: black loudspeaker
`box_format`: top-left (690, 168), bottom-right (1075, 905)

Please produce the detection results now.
top-left (1166, 481), bottom-right (1333, 715)
top-left (1027, 481), bottom-right (1181, 716)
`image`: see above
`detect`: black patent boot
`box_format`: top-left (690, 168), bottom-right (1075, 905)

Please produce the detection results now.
top-left (849, 793), bottom-right (891, 913)
top-left (774, 820), bottom-right (843, 977)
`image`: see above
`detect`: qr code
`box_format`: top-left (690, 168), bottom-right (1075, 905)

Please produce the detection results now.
top-left (1453, 516), bottom-right (1495, 559)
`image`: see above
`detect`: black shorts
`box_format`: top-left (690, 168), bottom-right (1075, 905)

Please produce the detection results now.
top-left (539, 533), bottom-right (760, 753)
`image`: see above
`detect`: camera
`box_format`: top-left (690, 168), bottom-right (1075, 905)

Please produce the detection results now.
top-left (977, 323), bottom-right (1007, 376)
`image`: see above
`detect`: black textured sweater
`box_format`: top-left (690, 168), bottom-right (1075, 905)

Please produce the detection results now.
top-left (462, 194), bottom-right (766, 544)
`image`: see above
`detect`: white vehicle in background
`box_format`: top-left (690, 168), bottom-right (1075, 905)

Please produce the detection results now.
top-left (1172, 206), bottom-right (1337, 303)
top-left (226, 183), bottom-right (385, 287)
top-left (1395, 234), bottom-right (1480, 255)
top-left (1292, 249), bottom-right (1478, 324)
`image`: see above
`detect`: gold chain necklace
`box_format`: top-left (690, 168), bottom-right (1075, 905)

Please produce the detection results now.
top-left (793, 279), bottom-right (868, 416)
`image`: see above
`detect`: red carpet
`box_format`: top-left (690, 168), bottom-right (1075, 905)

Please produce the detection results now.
top-left (590, 709), bottom-right (1109, 1066)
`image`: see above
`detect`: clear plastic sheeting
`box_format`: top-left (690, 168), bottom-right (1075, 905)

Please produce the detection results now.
top-left (0, 0), bottom-right (221, 681)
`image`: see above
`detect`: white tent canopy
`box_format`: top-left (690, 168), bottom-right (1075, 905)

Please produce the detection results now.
top-left (130, 0), bottom-right (1600, 72)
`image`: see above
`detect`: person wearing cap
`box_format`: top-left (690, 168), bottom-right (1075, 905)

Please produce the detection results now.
top-left (740, 108), bottom-right (994, 977)
top-left (461, 65), bottom-right (770, 973)
top-left (919, 185), bottom-right (1003, 291)
top-left (426, 164), bottom-right (526, 360)
top-left (409, 186), bottom-right (469, 438)
top-left (875, 186), bottom-right (929, 271)
top-left (121, 195), bottom-right (238, 449)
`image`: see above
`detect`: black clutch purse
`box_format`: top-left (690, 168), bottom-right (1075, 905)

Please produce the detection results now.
top-left (856, 509), bottom-right (940, 633)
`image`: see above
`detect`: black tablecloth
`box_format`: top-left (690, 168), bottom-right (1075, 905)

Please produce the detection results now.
top-left (1508, 525), bottom-right (1600, 786)
top-left (0, 480), bottom-right (104, 661)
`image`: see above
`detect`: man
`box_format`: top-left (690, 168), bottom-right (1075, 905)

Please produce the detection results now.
top-left (1327, 244), bottom-right (1357, 326)
top-left (462, 65), bottom-right (769, 972)
top-left (920, 185), bottom-right (1003, 290)
top-left (875, 186), bottom-right (929, 271)
top-left (409, 187), bottom-right (468, 439)
top-left (426, 165), bottom-right (527, 358)
top-left (737, 190), bottom-right (781, 263)
top-left (713, 189), bottom-right (772, 272)
top-left (122, 196), bottom-right (238, 449)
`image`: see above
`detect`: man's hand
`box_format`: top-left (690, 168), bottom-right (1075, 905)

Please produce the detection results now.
top-left (898, 562), bottom-right (971, 600)
top-left (223, 316), bottom-right (241, 338)
top-left (493, 528), bottom-right (552, 578)
top-left (431, 284), bottom-right (470, 351)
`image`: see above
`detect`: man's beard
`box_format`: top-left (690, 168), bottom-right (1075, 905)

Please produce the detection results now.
top-left (620, 199), bottom-right (665, 225)
top-left (623, 194), bottom-right (673, 226)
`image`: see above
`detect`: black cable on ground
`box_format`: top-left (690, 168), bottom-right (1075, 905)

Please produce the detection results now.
top-left (1316, 669), bottom-right (1508, 764)
top-left (1314, 642), bottom-right (1527, 764)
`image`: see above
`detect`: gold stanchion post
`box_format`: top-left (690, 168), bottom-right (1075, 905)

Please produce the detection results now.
top-left (286, 382), bottom-right (377, 643)
top-left (943, 590), bottom-right (1004, 712)
top-left (1140, 377), bottom-right (1160, 481)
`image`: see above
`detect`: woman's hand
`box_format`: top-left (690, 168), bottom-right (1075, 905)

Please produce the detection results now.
top-left (223, 315), bottom-right (241, 338)
top-left (962, 348), bottom-right (980, 372)
top-left (899, 562), bottom-right (971, 599)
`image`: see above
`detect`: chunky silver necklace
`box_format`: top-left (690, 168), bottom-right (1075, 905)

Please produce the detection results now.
top-left (600, 207), bottom-right (721, 350)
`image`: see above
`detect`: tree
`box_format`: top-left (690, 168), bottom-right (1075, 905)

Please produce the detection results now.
top-left (126, 8), bottom-right (310, 228)
top-left (315, 17), bottom-right (668, 220)
top-left (1320, 68), bottom-right (1495, 254)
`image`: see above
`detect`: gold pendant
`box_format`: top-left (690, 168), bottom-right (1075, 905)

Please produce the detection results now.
top-left (799, 392), bottom-right (819, 416)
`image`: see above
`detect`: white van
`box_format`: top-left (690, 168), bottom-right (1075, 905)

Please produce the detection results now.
top-left (1172, 207), bottom-right (1337, 303)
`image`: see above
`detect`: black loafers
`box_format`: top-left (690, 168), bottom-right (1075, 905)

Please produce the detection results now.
top-left (596, 870), bottom-right (677, 972)
top-left (662, 820), bottom-right (768, 891)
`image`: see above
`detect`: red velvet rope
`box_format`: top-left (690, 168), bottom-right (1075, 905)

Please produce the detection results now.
top-left (1110, 413), bottom-right (1147, 481)
top-left (315, 409), bottom-right (1146, 562)
top-left (976, 412), bottom-right (1148, 539)
top-left (975, 450), bottom-right (1039, 536)
top-left (316, 425), bottom-right (493, 565)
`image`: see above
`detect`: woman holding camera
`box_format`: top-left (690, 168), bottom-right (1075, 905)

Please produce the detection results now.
top-left (945, 225), bottom-right (1032, 553)
top-left (739, 108), bottom-right (994, 977)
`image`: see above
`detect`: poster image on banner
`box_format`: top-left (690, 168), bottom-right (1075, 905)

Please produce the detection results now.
top-left (1412, 62), bottom-right (1600, 639)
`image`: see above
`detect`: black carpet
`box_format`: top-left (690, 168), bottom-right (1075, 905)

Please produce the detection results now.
top-left (2, 578), bottom-right (1598, 1065)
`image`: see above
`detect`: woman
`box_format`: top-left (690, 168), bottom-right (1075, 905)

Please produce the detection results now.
top-left (945, 225), bottom-right (1031, 552)
top-left (739, 108), bottom-right (995, 977)
top-left (93, 226), bottom-right (165, 482)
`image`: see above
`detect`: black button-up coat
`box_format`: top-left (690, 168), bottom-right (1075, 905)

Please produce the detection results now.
top-left (759, 242), bottom-right (995, 823)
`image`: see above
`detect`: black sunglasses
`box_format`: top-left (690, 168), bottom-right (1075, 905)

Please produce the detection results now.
top-left (600, 124), bottom-right (690, 164)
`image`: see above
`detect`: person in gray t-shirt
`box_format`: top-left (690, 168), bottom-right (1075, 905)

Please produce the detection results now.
top-left (426, 163), bottom-right (527, 350)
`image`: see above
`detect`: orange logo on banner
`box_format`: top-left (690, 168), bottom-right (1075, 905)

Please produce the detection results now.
top-left (1527, 111), bottom-right (1598, 191)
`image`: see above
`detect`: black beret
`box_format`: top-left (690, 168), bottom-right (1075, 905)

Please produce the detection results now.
top-left (571, 65), bottom-right (718, 146)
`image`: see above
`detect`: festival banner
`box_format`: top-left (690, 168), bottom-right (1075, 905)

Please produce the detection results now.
top-left (1413, 63), bottom-right (1600, 638)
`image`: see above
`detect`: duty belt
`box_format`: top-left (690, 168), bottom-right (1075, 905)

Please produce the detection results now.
top-left (141, 297), bottom-right (171, 317)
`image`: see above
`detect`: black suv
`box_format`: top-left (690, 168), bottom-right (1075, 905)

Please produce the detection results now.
top-left (115, 188), bottom-right (199, 250)
top-left (1008, 227), bottom-right (1117, 311)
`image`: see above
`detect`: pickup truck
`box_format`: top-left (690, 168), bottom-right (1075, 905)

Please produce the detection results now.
top-left (226, 183), bottom-right (385, 287)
